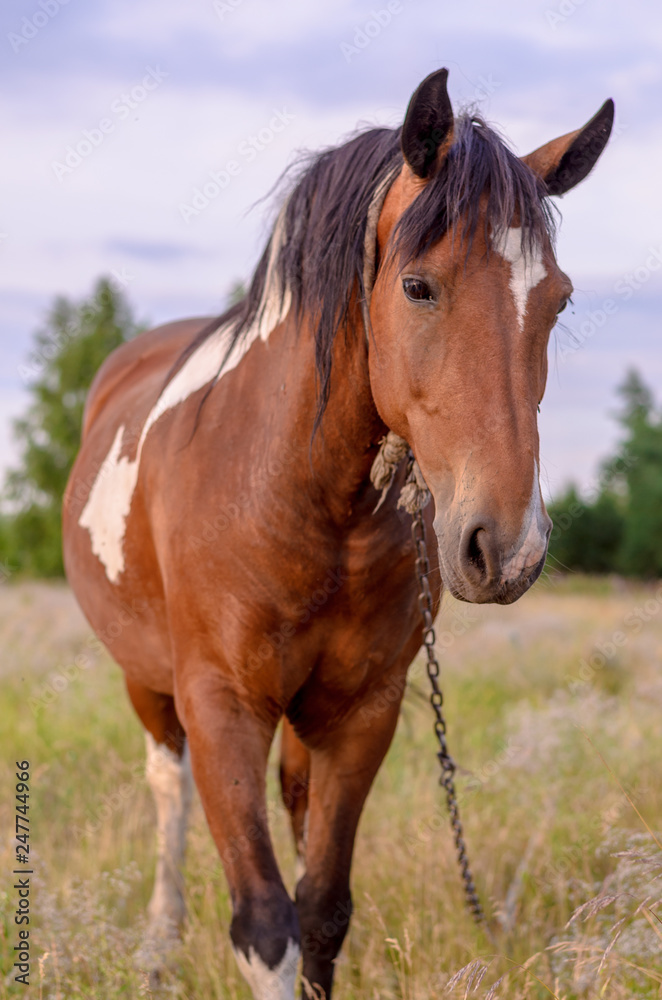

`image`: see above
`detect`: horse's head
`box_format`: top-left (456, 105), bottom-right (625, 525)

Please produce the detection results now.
top-left (369, 69), bottom-right (613, 604)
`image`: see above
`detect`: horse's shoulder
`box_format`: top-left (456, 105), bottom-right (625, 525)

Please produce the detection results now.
top-left (82, 317), bottom-right (214, 439)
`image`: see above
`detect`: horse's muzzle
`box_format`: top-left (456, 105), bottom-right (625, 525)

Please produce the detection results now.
top-left (436, 512), bottom-right (552, 605)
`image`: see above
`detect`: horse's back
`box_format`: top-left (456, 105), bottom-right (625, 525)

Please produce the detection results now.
top-left (82, 317), bottom-right (214, 439)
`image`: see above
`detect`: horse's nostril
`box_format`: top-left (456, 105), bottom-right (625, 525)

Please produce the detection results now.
top-left (459, 521), bottom-right (499, 589)
top-left (467, 527), bottom-right (487, 579)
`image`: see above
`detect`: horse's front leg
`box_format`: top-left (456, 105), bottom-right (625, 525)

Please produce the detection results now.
top-left (280, 718), bottom-right (310, 881)
top-left (177, 666), bottom-right (300, 1000)
top-left (294, 670), bottom-right (407, 998)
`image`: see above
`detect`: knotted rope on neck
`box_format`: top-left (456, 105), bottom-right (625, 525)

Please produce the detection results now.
top-left (370, 430), bottom-right (431, 515)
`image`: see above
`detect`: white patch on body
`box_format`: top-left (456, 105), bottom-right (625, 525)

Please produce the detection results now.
top-left (501, 460), bottom-right (549, 583)
top-left (493, 226), bottom-right (547, 330)
top-left (78, 424), bottom-right (142, 583)
top-left (79, 208), bottom-right (291, 582)
top-left (233, 938), bottom-right (300, 1000)
top-left (144, 733), bottom-right (193, 938)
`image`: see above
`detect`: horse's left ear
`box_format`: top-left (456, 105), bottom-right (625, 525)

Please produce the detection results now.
top-left (401, 68), bottom-right (454, 179)
top-left (523, 99), bottom-right (614, 196)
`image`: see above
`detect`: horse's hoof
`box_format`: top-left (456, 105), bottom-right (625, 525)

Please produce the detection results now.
top-left (134, 921), bottom-right (182, 986)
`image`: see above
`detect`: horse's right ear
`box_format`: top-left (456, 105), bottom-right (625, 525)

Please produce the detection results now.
top-left (523, 99), bottom-right (614, 196)
top-left (401, 68), bottom-right (454, 179)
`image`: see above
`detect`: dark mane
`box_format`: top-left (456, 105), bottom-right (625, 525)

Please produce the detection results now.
top-left (391, 114), bottom-right (555, 265)
top-left (172, 113), bottom-right (556, 432)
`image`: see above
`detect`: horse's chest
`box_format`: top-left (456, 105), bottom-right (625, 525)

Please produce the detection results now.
top-left (279, 536), bottom-right (419, 694)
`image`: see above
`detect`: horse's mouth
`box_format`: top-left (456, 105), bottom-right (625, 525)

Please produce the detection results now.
top-left (443, 549), bottom-right (547, 606)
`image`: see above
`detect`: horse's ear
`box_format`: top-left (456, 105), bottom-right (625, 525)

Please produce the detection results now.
top-left (401, 68), bottom-right (454, 179)
top-left (523, 99), bottom-right (614, 196)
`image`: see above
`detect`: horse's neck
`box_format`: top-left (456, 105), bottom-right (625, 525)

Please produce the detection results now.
top-left (280, 310), bottom-right (386, 525)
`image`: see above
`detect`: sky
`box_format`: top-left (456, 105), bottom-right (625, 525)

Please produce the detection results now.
top-left (1, 0), bottom-right (661, 500)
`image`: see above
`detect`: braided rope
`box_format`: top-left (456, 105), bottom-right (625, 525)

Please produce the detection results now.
top-left (369, 430), bottom-right (431, 513)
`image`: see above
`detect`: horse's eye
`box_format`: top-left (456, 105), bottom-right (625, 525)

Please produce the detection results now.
top-left (403, 277), bottom-right (434, 302)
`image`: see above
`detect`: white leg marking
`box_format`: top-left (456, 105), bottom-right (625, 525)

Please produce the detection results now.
top-left (501, 460), bottom-right (549, 583)
top-left (294, 855), bottom-right (306, 884)
top-left (233, 939), bottom-right (300, 1000)
top-left (79, 206), bottom-right (292, 583)
top-left (145, 733), bottom-right (193, 938)
top-left (493, 226), bottom-right (547, 330)
top-left (294, 808), bottom-right (308, 883)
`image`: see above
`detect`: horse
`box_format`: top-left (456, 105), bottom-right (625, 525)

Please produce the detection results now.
top-left (62, 67), bottom-right (613, 998)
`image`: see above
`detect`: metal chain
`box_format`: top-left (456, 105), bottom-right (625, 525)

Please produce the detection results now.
top-left (407, 458), bottom-right (488, 929)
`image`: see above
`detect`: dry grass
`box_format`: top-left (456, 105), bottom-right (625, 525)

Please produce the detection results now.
top-left (1, 575), bottom-right (661, 998)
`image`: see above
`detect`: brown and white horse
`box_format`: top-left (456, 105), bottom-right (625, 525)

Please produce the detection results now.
top-left (63, 69), bottom-right (613, 998)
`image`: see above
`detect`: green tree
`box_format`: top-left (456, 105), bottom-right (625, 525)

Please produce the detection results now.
top-left (0, 278), bottom-right (142, 576)
top-left (547, 369), bottom-right (662, 579)
top-left (614, 368), bottom-right (654, 430)
top-left (604, 369), bottom-right (662, 577)
top-left (547, 485), bottom-right (623, 574)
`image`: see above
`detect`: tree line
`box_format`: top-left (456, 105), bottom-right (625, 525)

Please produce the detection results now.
top-left (547, 369), bottom-right (662, 579)
top-left (0, 278), bottom-right (660, 579)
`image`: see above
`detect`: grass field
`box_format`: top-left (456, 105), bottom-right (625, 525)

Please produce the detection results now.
top-left (1, 574), bottom-right (661, 999)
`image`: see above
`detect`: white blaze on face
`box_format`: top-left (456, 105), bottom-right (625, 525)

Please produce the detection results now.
top-left (233, 939), bottom-right (300, 1000)
top-left (79, 207), bottom-right (292, 583)
top-left (501, 460), bottom-right (549, 584)
top-left (493, 226), bottom-right (547, 329)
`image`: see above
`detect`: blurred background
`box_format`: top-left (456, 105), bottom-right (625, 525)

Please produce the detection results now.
top-left (2, 6), bottom-right (662, 997)
top-left (1, 0), bottom-right (661, 573)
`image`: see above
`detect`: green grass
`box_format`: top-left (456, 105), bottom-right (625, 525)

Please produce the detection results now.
top-left (1, 577), bottom-right (661, 998)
